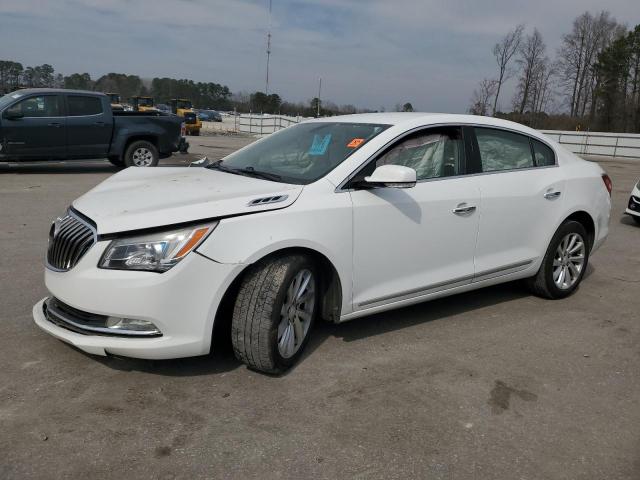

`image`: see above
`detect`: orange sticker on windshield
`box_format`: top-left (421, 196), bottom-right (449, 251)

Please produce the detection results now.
top-left (347, 138), bottom-right (365, 148)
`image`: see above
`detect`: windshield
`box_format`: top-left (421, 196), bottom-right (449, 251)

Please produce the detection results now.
top-left (211, 122), bottom-right (389, 185)
top-left (138, 98), bottom-right (153, 106)
top-left (0, 91), bottom-right (25, 111)
top-left (176, 100), bottom-right (192, 109)
top-left (108, 94), bottom-right (121, 103)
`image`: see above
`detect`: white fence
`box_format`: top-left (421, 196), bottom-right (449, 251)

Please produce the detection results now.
top-left (234, 114), bottom-right (305, 135)
top-left (540, 130), bottom-right (640, 159)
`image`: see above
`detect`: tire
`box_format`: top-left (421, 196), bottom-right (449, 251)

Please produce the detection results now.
top-left (526, 220), bottom-right (590, 299)
top-left (632, 215), bottom-right (640, 226)
top-left (231, 255), bottom-right (318, 374)
top-left (124, 140), bottom-right (159, 167)
top-left (107, 156), bottom-right (124, 167)
top-left (192, 130), bottom-right (200, 136)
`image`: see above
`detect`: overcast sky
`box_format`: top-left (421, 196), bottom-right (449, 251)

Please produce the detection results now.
top-left (1, 0), bottom-right (639, 112)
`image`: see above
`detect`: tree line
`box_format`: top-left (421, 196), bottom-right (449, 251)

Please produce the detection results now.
top-left (469, 11), bottom-right (640, 133)
top-left (0, 60), bottom-right (376, 116)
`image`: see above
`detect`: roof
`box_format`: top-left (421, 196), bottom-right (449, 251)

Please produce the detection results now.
top-left (310, 112), bottom-right (544, 139)
top-left (7, 88), bottom-right (106, 96)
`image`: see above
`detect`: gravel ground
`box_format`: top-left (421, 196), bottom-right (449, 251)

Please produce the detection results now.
top-left (0, 140), bottom-right (639, 479)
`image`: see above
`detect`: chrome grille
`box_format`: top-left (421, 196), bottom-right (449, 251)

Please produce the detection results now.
top-left (46, 212), bottom-right (96, 271)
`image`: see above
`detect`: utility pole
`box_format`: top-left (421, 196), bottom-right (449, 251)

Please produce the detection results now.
top-left (265, 0), bottom-right (272, 95)
top-left (317, 77), bottom-right (322, 117)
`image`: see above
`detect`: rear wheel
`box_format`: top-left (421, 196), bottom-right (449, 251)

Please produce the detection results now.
top-left (124, 140), bottom-right (159, 167)
top-left (632, 215), bottom-right (640, 226)
top-left (526, 220), bottom-right (589, 299)
top-left (192, 130), bottom-right (200, 136)
top-left (231, 255), bottom-right (318, 374)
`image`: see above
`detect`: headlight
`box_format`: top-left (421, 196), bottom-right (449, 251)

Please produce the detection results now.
top-left (99, 222), bottom-right (217, 272)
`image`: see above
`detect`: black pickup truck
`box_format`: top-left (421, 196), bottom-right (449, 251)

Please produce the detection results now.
top-left (0, 89), bottom-right (188, 167)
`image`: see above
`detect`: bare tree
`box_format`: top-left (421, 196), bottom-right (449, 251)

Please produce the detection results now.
top-left (492, 24), bottom-right (524, 115)
top-left (469, 78), bottom-right (498, 115)
top-left (557, 11), bottom-right (619, 117)
top-left (513, 29), bottom-right (547, 114)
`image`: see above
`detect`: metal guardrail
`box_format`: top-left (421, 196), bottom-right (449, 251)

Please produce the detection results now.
top-left (540, 130), bottom-right (640, 159)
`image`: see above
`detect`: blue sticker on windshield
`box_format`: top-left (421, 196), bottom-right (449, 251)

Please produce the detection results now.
top-left (308, 134), bottom-right (331, 155)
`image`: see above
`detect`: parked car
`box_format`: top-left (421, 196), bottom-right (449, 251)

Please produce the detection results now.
top-left (625, 179), bottom-right (640, 225)
top-left (0, 89), bottom-right (188, 167)
top-left (156, 103), bottom-right (172, 114)
top-left (197, 110), bottom-right (222, 122)
top-left (33, 113), bottom-right (611, 373)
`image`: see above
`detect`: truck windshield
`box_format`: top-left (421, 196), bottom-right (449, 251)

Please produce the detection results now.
top-left (208, 122), bottom-right (390, 185)
top-left (177, 101), bottom-right (192, 109)
top-left (139, 98), bottom-right (153, 106)
top-left (0, 91), bottom-right (25, 111)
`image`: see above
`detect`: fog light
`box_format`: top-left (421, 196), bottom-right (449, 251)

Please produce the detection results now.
top-left (106, 316), bottom-right (161, 334)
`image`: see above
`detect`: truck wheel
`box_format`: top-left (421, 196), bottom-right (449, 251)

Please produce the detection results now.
top-left (231, 255), bottom-right (318, 374)
top-left (192, 130), bottom-right (200, 136)
top-left (525, 220), bottom-right (590, 299)
top-left (124, 140), bottom-right (159, 167)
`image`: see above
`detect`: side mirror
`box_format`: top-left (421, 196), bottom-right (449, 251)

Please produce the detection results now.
top-left (3, 110), bottom-right (23, 120)
top-left (364, 164), bottom-right (417, 189)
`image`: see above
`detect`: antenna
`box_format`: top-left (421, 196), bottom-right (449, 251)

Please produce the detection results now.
top-left (265, 0), bottom-right (272, 95)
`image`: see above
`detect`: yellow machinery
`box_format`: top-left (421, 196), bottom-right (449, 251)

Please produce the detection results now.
top-left (170, 98), bottom-right (201, 136)
top-left (106, 92), bottom-right (124, 111)
top-left (130, 96), bottom-right (158, 112)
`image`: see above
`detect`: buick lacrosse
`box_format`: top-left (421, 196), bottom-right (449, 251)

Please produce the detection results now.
top-left (34, 113), bottom-right (612, 373)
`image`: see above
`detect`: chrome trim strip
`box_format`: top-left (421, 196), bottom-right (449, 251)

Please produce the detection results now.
top-left (356, 259), bottom-right (535, 308)
top-left (45, 209), bottom-right (97, 272)
top-left (43, 299), bottom-right (161, 337)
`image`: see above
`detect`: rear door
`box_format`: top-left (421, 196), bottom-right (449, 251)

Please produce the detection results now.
top-left (470, 127), bottom-right (566, 279)
top-left (1, 94), bottom-right (66, 159)
top-left (65, 95), bottom-right (112, 157)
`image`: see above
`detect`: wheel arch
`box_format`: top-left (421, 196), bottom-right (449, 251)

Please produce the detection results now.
top-left (121, 135), bottom-right (159, 159)
top-left (210, 246), bottom-right (343, 353)
top-left (563, 210), bottom-right (595, 251)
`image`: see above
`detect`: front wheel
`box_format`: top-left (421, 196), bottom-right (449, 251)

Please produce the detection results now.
top-left (231, 255), bottom-right (318, 374)
top-left (124, 140), bottom-right (159, 167)
top-left (526, 220), bottom-right (590, 299)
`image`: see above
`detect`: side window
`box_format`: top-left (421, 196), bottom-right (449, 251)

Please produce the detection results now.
top-left (475, 127), bottom-right (534, 172)
top-left (532, 138), bottom-right (555, 166)
top-left (6, 96), bottom-right (62, 118)
top-left (67, 96), bottom-right (103, 116)
top-left (375, 127), bottom-right (465, 180)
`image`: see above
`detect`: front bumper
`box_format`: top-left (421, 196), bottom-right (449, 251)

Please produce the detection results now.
top-left (33, 241), bottom-right (244, 359)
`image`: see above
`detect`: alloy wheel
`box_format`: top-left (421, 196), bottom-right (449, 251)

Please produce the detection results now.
top-left (277, 269), bottom-right (315, 358)
top-left (553, 232), bottom-right (586, 290)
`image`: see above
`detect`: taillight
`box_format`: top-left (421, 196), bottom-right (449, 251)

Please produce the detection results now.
top-left (602, 174), bottom-right (612, 196)
top-left (180, 122), bottom-right (186, 136)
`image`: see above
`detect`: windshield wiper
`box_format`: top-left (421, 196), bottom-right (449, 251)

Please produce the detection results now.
top-left (235, 167), bottom-right (282, 182)
top-left (206, 161), bottom-right (282, 182)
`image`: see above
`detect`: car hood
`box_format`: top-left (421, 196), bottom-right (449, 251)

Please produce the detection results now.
top-left (72, 167), bottom-right (303, 234)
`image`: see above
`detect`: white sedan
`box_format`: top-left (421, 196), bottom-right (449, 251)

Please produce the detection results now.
top-left (625, 179), bottom-right (640, 224)
top-left (33, 113), bottom-right (612, 373)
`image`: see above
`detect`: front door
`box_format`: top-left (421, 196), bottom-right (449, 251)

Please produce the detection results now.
top-left (348, 126), bottom-right (481, 311)
top-left (1, 94), bottom-right (66, 159)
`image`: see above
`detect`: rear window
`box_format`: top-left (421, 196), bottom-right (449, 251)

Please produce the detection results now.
top-left (475, 127), bottom-right (534, 172)
top-left (532, 138), bottom-right (556, 166)
top-left (67, 96), bottom-right (103, 116)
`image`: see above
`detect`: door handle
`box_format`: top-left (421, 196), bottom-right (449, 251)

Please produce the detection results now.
top-left (453, 203), bottom-right (477, 215)
top-left (544, 191), bottom-right (562, 200)
top-left (47, 122), bottom-right (61, 128)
